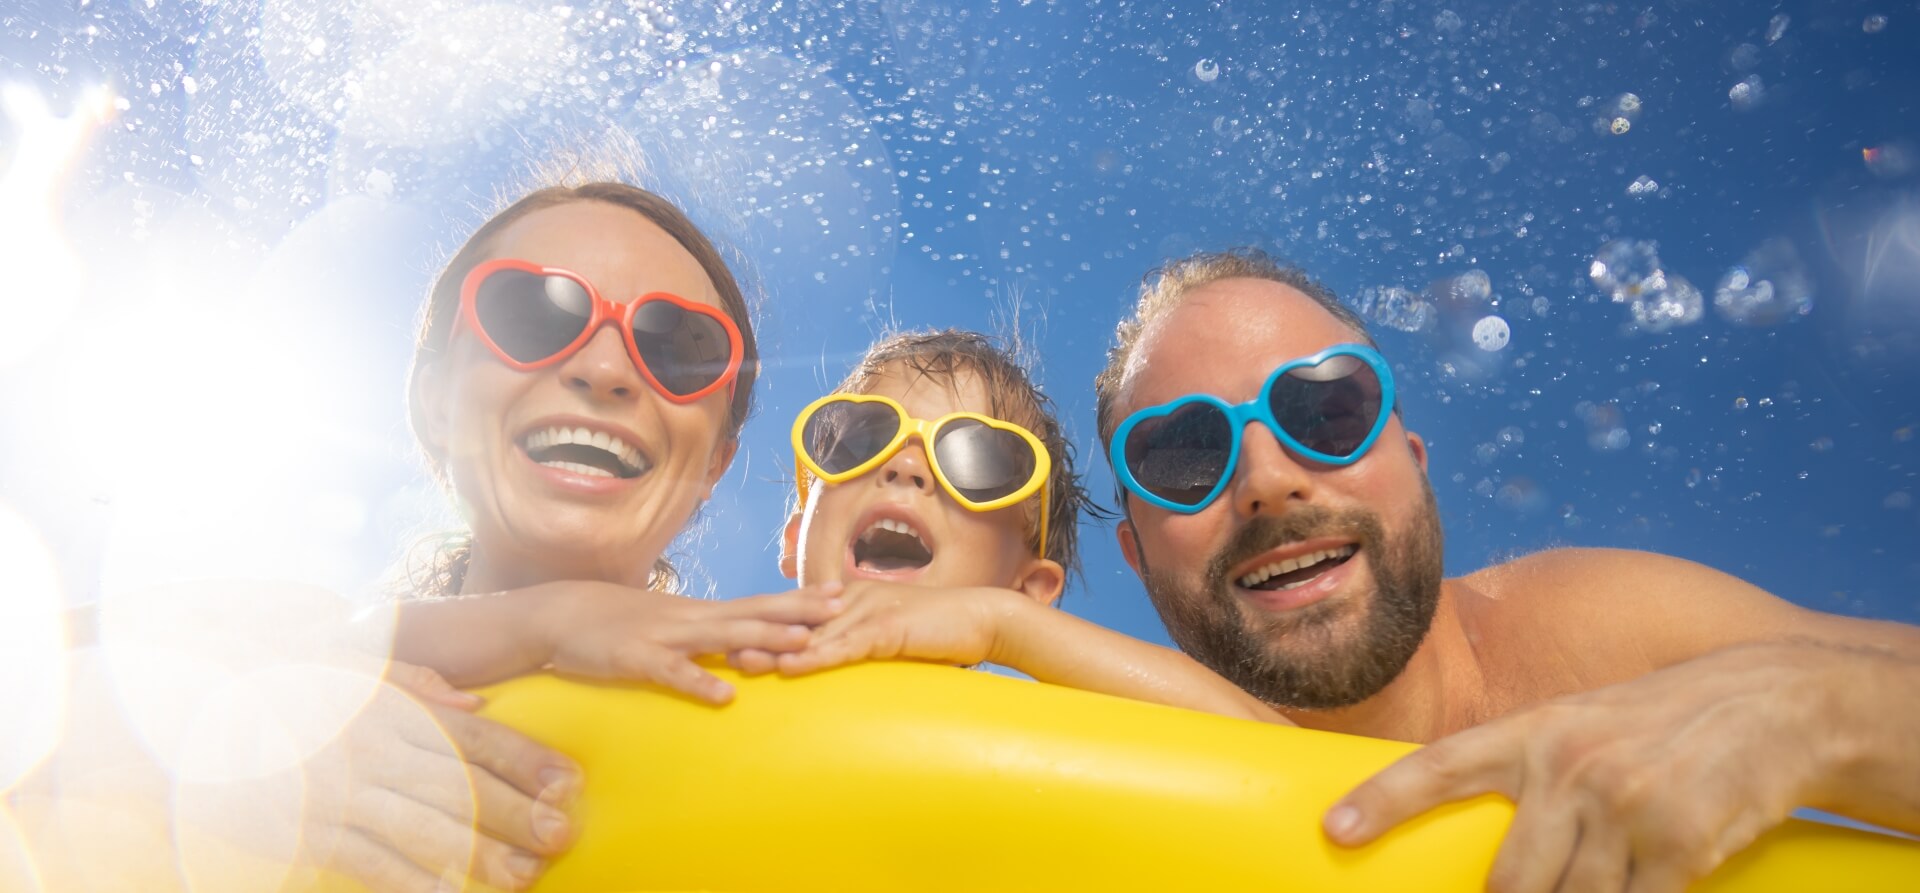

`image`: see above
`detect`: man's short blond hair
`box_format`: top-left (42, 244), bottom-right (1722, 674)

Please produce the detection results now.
top-left (1093, 247), bottom-right (1375, 450)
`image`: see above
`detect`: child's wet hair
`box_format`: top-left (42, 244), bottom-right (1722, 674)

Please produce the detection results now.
top-left (822, 328), bottom-right (1096, 580)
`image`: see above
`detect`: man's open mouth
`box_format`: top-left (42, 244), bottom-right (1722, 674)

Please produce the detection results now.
top-left (521, 426), bottom-right (652, 479)
top-left (852, 518), bottom-right (935, 573)
top-left (1237, 544), bottom-right (1358, 591)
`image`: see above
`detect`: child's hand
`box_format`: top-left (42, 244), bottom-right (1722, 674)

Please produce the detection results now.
top-left (539, 581), bottom-right (844, 703)
top-left (752, 581), bottom-right (1023, 677)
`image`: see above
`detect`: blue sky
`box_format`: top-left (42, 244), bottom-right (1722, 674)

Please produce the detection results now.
top-left (2, 0), bottom-right (1915, 651)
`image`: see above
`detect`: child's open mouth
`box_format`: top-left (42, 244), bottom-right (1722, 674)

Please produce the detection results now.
top-left (852, 518), bottom-right (934, 573)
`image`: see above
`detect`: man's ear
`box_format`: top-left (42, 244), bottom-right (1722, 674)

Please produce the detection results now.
top-left (704, 436), bottom-right (740, 493)
top-left (1010, 558), bottom-right (1066, 608)
top-left (1116, 518), bottom-right (1144, 580)
top-left (1405, 429), bottom-right (1429, 473)
top-left (412, 361), bottom-right (451, 460)
top-left (778, 510), bottom-right (802, 580)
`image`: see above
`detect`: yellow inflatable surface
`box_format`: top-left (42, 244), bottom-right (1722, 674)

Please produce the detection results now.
top-left (474, 663), bottom-right (1920, 892)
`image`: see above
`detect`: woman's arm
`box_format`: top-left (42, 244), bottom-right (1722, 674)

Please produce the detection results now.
top-left (390, 581), bottom-right (846, 702)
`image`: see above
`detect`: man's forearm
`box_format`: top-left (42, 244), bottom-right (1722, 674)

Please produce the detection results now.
top-left (1806, 640), bottom-right (1920, 834)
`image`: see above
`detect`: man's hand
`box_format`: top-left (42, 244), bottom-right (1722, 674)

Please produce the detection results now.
top-left (1323, 642), bottom-right (1856, 893)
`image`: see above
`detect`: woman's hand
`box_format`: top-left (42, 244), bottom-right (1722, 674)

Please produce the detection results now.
top-left (537, 581), bottom-right (845, 703)
top-left (733, 581), bottom-right (1017, 677)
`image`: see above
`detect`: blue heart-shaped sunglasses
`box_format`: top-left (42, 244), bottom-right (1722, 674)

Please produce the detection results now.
top-left (1110, 344), bottom-right (1396, 513)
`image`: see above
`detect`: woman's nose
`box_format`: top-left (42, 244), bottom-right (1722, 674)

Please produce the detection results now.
top-left (555, 325), bottom-right (646, 402)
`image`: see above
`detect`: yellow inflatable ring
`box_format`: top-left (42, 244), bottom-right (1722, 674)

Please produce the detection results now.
top-left (474, 663), bottom-right (1920, 892)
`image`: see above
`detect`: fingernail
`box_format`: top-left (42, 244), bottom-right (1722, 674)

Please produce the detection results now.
top-left (505, 849), bottom-right (543, 884)
top-left (1325, 804), bottom-right (1361, 840)
top-left (788, 624), bottom-right (810, 636)
top-left (819, 581), bottom-right (844, 593)
top-left (532, 801), bottom-right (571, 849)
top-left (453, 690), bottom-right (485, 708)
top-left (537, 767), bottom-right (580, 806)
top-left (825, 597), bottom-right (844, 611)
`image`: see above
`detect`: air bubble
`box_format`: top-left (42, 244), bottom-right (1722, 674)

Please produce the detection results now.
top-left (1730, 75), bottom-right (1765, 111)
top-left (1627, 175), bottom-right (1659, 196)
top-left (1193, 58), bottom-right (1220, 83)
top-left (1864, 14), bottom-right (1888, 33)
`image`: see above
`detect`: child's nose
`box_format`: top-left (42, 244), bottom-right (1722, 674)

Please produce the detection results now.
top-left (877, 440), bottom-right (933, 493)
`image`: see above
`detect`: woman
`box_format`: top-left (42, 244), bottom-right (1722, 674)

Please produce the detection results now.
top-left (339, 178), bottom-right (845, 892)
top-left (12, 177), bottom-right (830, 893)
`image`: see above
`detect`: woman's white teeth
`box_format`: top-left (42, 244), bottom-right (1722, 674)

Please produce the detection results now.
top-left (524, 425), bottom-right (649, 473)
top-left (544, 460), bottom-right (615, 478)
top-left (1238, 544), bottom-right (1358, 588)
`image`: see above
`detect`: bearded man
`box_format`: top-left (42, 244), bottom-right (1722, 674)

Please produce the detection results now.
top-left (1095, 249), bottom-right (1920, 893)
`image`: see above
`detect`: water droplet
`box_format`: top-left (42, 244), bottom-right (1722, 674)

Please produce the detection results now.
top-left (1733, 396), bottom-right (1750, 411)
top-left (1730, 75), bottom-right (1765, 111)
top-left (1192, 58), bottom-right (1220, 83)
top-left (1433, 10), bottom-right (1463, 33)
top-left (1863, 14), bottom-right (1888, 33)
top-left (1887, 491), bottom-right (1914, 510)
top-left (1766, 13), bottom-right (1790, 44)
top-left (1810, 436), bottom-right (1834, 452)
top-left (1609, 117), bottom-right (1631, 135)
top-left (1713, 239), bottom-right (1813, 325)
top-left (1590, 239), bottom-right (1666, 300)
top-left (1497, 426), bottom-right (1525, 446)
top-left (305, 36), bottom-right (327, 57)
top-left (1354, 286), bottom-right (1435, 332)
top-left (1630, 275), bottom-right (1704, 333)
top-left (1472, 315), bottom-right (1511, 352)
top-left (1627, 175), bottom-right (1659, 196)
top-left (181, 76), bottom-right (198, 96)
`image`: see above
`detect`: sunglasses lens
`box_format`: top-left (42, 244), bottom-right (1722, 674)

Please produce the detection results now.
top-left (1122, 402), bottom-right (1233, 507)
top-left (801, 400), bottom-right (902, 476)
top-left (474, 269), bottom-right (593, 363)
top-left (629, 301), bottom-right (735, 396)
top-left (933, 419), bottom-right (1037, 504)
top-left (1269, 355), bottom-right (1385, 457)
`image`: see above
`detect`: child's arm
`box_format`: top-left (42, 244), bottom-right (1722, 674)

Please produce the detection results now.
top-left (765, 581), bottom-right (1292, 724)
top-left (389, 581), bottom-right (844, 703)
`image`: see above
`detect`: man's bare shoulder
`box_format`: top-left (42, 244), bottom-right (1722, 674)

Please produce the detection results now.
top-left (1454, 547), bottom-right (1813, 669)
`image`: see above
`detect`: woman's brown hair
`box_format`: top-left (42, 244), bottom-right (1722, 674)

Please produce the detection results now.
top-left (403, 176), bottom-right (758, 598)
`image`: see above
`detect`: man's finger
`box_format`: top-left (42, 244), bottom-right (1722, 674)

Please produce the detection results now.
top-left (1484, 795), bottom-right (1580, 893)
top-left (1325, 722), bottom-right (1521, 847)
top-left (1553, 816), bottom-right (1627, 893)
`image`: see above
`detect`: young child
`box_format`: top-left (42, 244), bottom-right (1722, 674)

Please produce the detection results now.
top-left (745, 328), bottom-right (1289, 725)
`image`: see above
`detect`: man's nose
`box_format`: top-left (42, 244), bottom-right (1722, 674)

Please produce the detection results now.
top-left (1228, 422), bottom-right (1316, 518)
top-left (875, 439), bottom-right (934, 493)
top-left (555, 325), bottom-right (646, 402)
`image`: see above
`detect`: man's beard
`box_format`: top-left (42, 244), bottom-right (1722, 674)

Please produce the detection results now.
top-left (1140, 482), bottom-right (1444, 711)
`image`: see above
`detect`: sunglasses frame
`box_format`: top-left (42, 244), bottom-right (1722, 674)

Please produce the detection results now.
top-left (457, 258), bottom-right (744, 404)
top-left (1110, 343), bottom-right (1397, 514)
top-left (792, 393), bottom-right (1052, 560)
